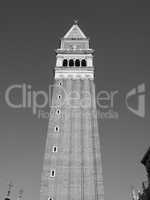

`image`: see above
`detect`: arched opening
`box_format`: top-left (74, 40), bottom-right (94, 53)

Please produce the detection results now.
top-left (52, 146), bottom-right (58, 152)
top-left (50, 170), bottom-right (55, 177)
top-left (63, 59), bottom-right (68, 67)
top-left (81, 59), bottom-right (87, 67)
top-left (58, 95), bottom-right (61, 99)
top-left (75, 59), bottom-right (80, 67)
top-left (56, 109), bottom-right (61, 115)
top-left (54, 126), bottom-right (59, 132)
top-left (69, 59), bottom-right (74, 67)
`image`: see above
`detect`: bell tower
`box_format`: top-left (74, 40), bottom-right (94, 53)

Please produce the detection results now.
top-left (40, 21), bottom-right (104, 200)
top-left (55, 21), bottom-right (94, 79)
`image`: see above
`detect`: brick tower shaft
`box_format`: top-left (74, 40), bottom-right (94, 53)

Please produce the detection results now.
top-left (40, 22), bottom-right (104, 200)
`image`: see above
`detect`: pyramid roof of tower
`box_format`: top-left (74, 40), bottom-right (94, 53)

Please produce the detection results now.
top-left (63, 23), bottom-right (87, 39)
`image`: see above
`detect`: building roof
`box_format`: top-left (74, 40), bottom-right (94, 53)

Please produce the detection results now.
top-left (63, 22), bottom-right (87, 39)
top-left (141, 147), bottom-right (150, 166)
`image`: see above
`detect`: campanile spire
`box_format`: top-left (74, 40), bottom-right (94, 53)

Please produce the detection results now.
top-left (55, 23), bottom-right (94, 79)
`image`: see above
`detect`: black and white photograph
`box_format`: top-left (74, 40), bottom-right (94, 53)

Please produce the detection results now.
top-left (0, 1), bottom-right (150, 200)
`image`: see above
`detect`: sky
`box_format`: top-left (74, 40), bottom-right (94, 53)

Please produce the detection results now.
top-left (0, 0), bottom-right (150, 200)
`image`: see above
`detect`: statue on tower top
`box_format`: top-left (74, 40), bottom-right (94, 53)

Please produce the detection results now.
top-left (74, 19), bottom-right (78, 24)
